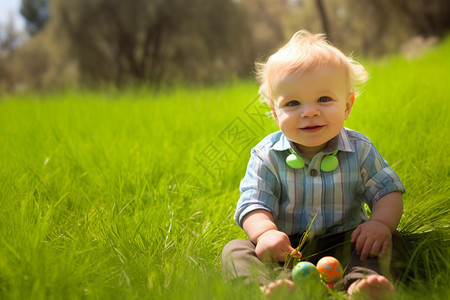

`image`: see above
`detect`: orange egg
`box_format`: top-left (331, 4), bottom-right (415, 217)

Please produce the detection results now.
top-left (316, 256), bottom-right (343, 283)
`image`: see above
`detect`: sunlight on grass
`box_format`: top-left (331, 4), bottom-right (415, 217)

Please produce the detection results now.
top-left (0, 41), bottom-right (449, 299)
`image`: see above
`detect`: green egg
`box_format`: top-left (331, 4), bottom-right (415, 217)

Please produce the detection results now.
top-left (292, 262), bottom-right (321, 284)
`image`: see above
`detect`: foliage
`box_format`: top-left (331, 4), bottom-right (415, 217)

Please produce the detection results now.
top-left (2, 0), bottom-right (450, 91)
top-left (20, 0), bottom-right (50, 35)
top-left (45, 0), bottom-right (251, 85)
top-left (0, 31), bottom-right (449, 300)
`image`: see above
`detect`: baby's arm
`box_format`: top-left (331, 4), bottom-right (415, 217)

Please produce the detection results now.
top-left (242, 209), bottom-right (296, 263)
top-left (351, 191), bottom-right (403, 260)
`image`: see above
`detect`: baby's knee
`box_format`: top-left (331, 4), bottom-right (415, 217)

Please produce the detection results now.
top-left (222, 239), bottom-right (251, 261)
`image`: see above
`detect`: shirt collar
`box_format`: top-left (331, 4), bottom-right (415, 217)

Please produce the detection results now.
top-left (272, 128), bottom-right (356, 154)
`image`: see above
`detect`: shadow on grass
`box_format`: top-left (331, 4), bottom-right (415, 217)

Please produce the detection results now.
top-left (397, 229), bottom-right (449, 299)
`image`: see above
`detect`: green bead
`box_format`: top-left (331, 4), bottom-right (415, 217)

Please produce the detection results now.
top-left (320, 155), bottom-right (338, 172)
top-left (286, 154), bottom-right (305, 169)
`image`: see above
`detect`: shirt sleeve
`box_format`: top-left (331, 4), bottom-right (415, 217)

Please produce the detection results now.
top-left (234, 148), bottom-right (281, 228)
top-left (360, 143), bottom-right (406, 209)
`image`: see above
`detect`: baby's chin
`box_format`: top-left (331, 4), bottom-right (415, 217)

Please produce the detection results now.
top-left (291, 140), bottom-right (328, 152)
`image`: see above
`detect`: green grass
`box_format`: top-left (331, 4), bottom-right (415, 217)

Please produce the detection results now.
top-left (1, 39), bottom-right (449, 299)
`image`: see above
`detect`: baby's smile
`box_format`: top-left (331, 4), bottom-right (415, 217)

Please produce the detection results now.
top-left (300, 125), bottom-right (325, 133)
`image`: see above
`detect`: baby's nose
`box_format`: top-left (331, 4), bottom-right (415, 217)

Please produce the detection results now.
top-left (300, 104), bottom-right (320, 117)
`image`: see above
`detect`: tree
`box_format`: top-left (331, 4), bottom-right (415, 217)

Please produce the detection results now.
top-left (315, 0), bottom-right (331, 41)
top-left (391, 0), bottom-right (450, 37)
top-left (45, 0), bottom-right (250, 85)
top-left (0, 19), bottom-right (21, 55)
top-left (20, 0), bottom-right (50, 35)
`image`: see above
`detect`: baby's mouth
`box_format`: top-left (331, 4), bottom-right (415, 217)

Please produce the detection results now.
top-left (301, 125), bottom-right (324, 133)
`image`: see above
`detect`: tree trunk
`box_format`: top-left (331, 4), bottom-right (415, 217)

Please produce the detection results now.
top-left (315, 0), bottom-right (331, 41)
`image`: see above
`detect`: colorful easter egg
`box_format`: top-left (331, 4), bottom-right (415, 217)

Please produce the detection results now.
top-left (292, 261), bottom-right (321, 284)
top-left (325, 282), bottom-right (336, 289)
top-left (316, 256), bottom-right (343, 283)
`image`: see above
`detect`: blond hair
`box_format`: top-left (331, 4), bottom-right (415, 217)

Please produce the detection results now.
top-left (256, 30), bottom-right (369, 102)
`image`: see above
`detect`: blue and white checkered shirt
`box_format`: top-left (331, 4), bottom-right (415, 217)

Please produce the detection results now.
top-left (235, 127), bottom-right (405, 236)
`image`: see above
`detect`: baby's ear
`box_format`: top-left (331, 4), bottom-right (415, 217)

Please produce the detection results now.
top-left (345, 92), bottom-right (355, 119)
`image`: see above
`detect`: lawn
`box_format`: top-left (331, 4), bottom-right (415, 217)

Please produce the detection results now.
top-left (0, 39), bottom-right (449, 299)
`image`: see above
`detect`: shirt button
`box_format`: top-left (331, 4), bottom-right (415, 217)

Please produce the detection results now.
top-left (310, 208), bottom-right (317, 217)
top-left (310, 169), bottom-right (318, 177)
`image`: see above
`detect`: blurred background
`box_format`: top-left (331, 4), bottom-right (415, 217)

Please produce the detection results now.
top-left (1, 0), bottom-right (449, 92)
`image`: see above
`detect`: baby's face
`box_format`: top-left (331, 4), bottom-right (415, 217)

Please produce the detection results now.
top-left (270, 65), bottom-right (353, 155)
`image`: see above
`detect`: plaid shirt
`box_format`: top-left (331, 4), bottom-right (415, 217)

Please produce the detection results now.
top-left (235, 128), bottom-right (405, 236)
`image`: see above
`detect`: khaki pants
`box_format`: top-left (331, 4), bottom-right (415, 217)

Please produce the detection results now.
top-left (222, 230), bottom-right (406, 290)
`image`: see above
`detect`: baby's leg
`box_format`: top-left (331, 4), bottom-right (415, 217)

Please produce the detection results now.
top-left (347, 274), bottom-right (396, 300)
top-left (222, 239), bottom-right (274, 285)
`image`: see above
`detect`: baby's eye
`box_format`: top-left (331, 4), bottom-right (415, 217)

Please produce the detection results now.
top-left (286, 100), bottom-right (300, 107)
top-left (318, 96), bottom-right (331, 103)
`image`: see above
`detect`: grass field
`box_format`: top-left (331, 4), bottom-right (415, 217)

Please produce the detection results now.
top-left (0, 39), bottom-right (449, 299)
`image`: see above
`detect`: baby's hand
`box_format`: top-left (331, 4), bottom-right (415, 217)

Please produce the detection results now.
top-left (255, 230), bottom-right (295, 263)
top-left (351, 220), bottom-right (392, 261)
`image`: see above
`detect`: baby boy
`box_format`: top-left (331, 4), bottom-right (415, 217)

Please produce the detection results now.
top-left (222, 30), bottom-right (405, 300)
